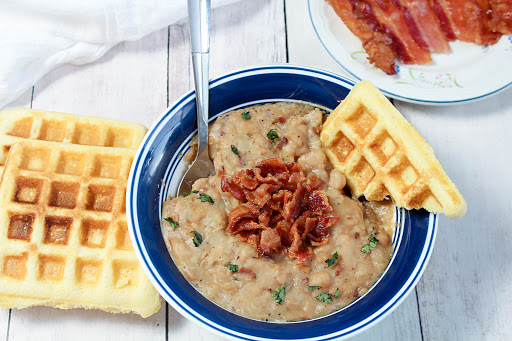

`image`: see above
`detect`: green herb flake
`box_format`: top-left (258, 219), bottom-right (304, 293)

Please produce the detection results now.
top-left (191, 190), bottom-right (199, 194)
top-left (225, 262), bottom-right (239, 272)
top-left (241, 111), bottom-right (251, 119)
top-left (267, 129), bottom-right (279, 143)
top-left (191, 231), bottom-right (203, 247)
top-left (233, 275), bottom-right (239, 281)
top-left (315, 289), bottom-right (340, 304)
top-left (272, 283), bottom-right (287, 305)
top-left (198, 193), bottom-right (214, 204)
top-left (325, 252), bottom-right (339, 267)
top-left (163, 217), bottom-right (179, 231)
top-left (306, 285), bottom-right (322, 291)
top-left (315, 293), bottom-right (333, 304)
top-left (361, 244), bottom-right (372, 253)
top-left (231, 145), bottom-right (239, 156)
top-left (333, 288), bottom-right (340, 298)
top-left (361, 234), bottom-right (379, 253)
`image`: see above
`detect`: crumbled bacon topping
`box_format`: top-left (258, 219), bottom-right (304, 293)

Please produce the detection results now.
top-left (221, 158), bottom-right (339, 264)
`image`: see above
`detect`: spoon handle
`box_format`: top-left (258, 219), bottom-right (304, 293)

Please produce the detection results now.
top-left (188, 0), bottom-right (211, 160)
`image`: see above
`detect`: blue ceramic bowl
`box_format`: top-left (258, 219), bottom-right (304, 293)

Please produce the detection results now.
top-left (127, 65), bottom-right (437, 340)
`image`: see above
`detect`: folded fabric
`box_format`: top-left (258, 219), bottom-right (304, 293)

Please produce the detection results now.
top-left (0, 0), bottom-right (237, 109)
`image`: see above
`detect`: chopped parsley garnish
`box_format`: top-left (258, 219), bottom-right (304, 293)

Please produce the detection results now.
top-left (232, 276), bottom-right (239, 281)
top-left (306, 285), bottom-right (322, 291)
top-left (191, 190), bottom-right (199, 194)
top-left (315, 288), bottom-right (340, 304)
top-left (191, 231), bottom-right (203, 247)
top-left (361, 234), bottom-right (379, 253)
top-left (315, 293), bottom-right (333, 304)
top-left (163, 217), bottom-right (179, 231)
top-left (225, 262), bottom-right (239, 272)
top-left (241, 111), bottom-right (251, 119)
top-left (199, 193), bottom-right (214, 204)
top-left (325, 252), bottom-right (339, 267)
top-left (267, 129), bottom-right (279, 143)
top-left (272, 283), bottom-right (287, 305)
top-left (231, 145), bottom-right (239, 156)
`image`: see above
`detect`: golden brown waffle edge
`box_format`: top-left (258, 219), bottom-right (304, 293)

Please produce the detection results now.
top-left (320, 81), bottom-right (467, 219)
top-left (0, 108), bottom-right (148, 181)
top-left (0, 140), bottom-right (160, 317)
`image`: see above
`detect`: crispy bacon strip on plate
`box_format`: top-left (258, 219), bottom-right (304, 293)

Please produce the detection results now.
top-left (395, 0), bottom-right (451, 53)
top-left (328, 0), bottom-right (398, 75)
top-left (431, 0), bottom-right (500, 45)
top-left (365, 0), bottom-right (432, 64)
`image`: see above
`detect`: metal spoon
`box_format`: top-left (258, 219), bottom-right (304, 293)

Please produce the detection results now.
top-left (177, 0), bottom-right (215, 196)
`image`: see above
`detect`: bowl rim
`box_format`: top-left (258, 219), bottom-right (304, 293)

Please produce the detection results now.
top-left (127, 64), bottom-right (438, 341)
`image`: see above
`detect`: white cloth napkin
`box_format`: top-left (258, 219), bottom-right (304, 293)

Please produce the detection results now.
top-left (0, 0), bottom-right (237, 109)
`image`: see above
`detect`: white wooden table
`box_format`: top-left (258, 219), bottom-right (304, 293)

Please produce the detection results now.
top-left (2, 0), bottom-right (511, 340)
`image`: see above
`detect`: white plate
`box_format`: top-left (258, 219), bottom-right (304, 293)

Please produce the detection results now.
top-left (308, 0), bottom-right (512, 105)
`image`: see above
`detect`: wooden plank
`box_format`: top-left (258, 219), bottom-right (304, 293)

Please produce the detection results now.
top-left (395, 96), bottom-right (512, 341)
top-left (0, 309), bottom-right (8, 341)
top-left (168, 0), bottom-right (287, 104)
top-left (8, 307), bottom-right (165, 341)
top-left (7, 28), bottom-right (169, 341)
top-left (168, 307), bottom-right (226, 341)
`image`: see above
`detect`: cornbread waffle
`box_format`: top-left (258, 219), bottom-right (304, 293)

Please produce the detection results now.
top-left (0, 140), bottom-right (160, 317)
top-left (321, 81), bottom-right (466, 219)
top-left (0, 108), bottom-right (147, 180)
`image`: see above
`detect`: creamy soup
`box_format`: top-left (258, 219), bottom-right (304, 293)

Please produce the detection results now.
top-left (162, 102), bottom-right (394, 321)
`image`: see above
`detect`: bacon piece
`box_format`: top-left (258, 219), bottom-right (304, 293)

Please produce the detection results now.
top-left (221, 176), bottom-right (245, 201)
top-left (294, 246), bottom-right (314, 264)
top-left (283, 183), bottom-right (306, 222)
top-left (233, 169), bottom-right (259, 190)
top-left (302, 217), bottom-right (318, 240)
top-left (227, 205), bottom-right (259, 233)
top-left (239, 267), bottom-right (257, 279)
top-left (309, 216), bottom-right (339, 243)
top-left (305, 173), bottom-right (324, 192)
top-left (473, 0), bottom-right (502, 44)
top-left (432, 0), bottom-right (501, 45)
top-left (307, 190), bottom-right (332, 214)
top-left (257, 158), bottom-right (289, 178)
top-left (246, 183), bottom-right (280, 208)
top-left (222, 159), bottom-right (338, 264)
top-left (365, 0), bottom-right (432, 64)
top-left (430, 0), bottom-right (457, 39)
top-left (276, 136), bottom-right (288, 150)
top-left (395, 0), bottom-right (451, 52)
top-left (328, 0), bottom-right (398, 75)
top-left (489, 0), bottom-right (512, 34)
top-left (258, 229), bottom-right (282, 256)
top-left (283, 171), bottom-right (306, 192)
